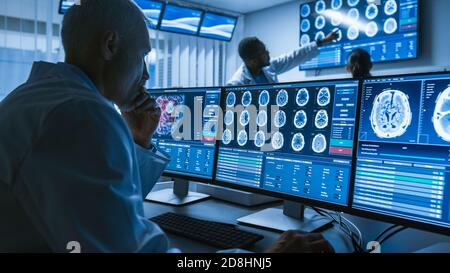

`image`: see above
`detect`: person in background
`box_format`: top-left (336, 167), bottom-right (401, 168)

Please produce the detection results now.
top-left (346, 48), bottom-right (373, 79)
top-left (227, 31), bottom-right (338, 86)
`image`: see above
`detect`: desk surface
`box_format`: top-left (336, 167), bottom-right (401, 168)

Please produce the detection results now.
top-left (144, 183), bottom-right (450, 253)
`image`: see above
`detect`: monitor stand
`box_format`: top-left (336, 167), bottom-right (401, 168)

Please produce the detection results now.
top-left (237, 200), bottom-right (333, 233)
top-left (145, 178), bottom-right (209, 206)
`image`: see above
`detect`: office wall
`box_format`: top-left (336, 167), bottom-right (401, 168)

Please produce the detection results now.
top-left (244, 0), bottom-right (450, 82)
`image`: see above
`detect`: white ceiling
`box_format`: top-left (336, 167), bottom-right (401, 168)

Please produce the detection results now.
top-left (184, 0), bottom-right (295, 15)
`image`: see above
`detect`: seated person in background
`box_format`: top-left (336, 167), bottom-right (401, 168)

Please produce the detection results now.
top-left (346, 48), bottom-right (373, 79)
top-left (227, 31), bottom-right (338, 86)
top-left (0, 0), bottom-right (334, 253)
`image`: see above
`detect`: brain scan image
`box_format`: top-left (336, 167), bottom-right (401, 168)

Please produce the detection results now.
top-left (365, 22), bottom-right (378, 38)
top-left (294, 110), bottom-right (308, 129)
top-left (271, 131), bottom-right (284, 150)
top-left (241, 91), bottom-right (252, 107)
top-left (276, 89), bottom-right (289, 107)
top-left (315, 109), bottom-right (329, 129)
top-left (274, 110), bottom-right (287, 128)
top-left (331, 0), bottom-right (342, 10)
top-left (237, 130), bottom-right (248, 146)
top-left (370, 90), bottom-right (412, 139)
top-left (240, 110), bottom-right (250, 127)
top-left (315, 16), bottom-right (326, 30)
top-left (224, 110), bottom-right (234, 126)
top-left (259, 90), bottom-right (270, 106)
top-left (384, 0), bottom-right (397, 16)
top-left (156, 95), bottom-right (185, 136)
top-left (301, 4), bottom-right (311, 17)
top-left (301, 34), bottom-right (311, 46)
top-left (384, 18), bottom-right (398, 34)
top-left (347, 26), bottom-right (359, 40)
top-left (331, 13), bottom-right (343, 26)
top-left (296, 88), bottom-right (310, 107)
top-left (333, 28), bottom-right (343, 42)
top-left (315, 31), bottom-right (325, 42)
top-left (432, 87), bottom-right (450, 142)
top-left (366, 4), bottom-right (379, 20)
top-left (315, 0), bottom-right (326, 14)
top-left (312, 134), bottom-right (327, 153)
top-left (254, 131), bottom-right (266, 148)
top-left (347, 0), bottom-right (359, 7)
top-left (257, 110), bottom-right (268, 127)
top-left (317, 87), bottom-right (331, 107)
top-left (347, 8), bottom-right (359, 22)
top-left (226, 92), bottom-right (236, 107)
top-left (222, 129), bottom-right (232, 145)
top-left (301, 19), bottom-right (311, 32)
top-left (291, 133), bottom-right (305, 152)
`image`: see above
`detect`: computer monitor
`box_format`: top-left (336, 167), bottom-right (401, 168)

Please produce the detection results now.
top-left (58, 0), bottom-right (76, 14)
top-left (299, 0), bottom-right (419, 70)
top-left (352, 71), bottom-right (450, 235)
top-left (147, 87), bottom-right (221, 205)
top-left (133, 0), bottom-right (164, 29)
top-left (216, 79), bottom-right (360, 231)
top-left (159, 3), bottom-right (203, 36)
top-left (198, 12), bottom-right (238, 42)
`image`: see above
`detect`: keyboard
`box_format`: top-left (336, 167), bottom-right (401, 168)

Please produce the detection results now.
top-left (150, 212), bottom-right (264, 249)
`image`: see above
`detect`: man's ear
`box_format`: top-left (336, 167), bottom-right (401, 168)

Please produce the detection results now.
top-left (102, 31), bottom-right (119, 61)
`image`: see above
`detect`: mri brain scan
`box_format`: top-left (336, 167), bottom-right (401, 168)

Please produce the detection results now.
top-left (254, 131), bottom-right (266, 148)
top-left (259, 90), bottom-right (270, 106)
top-left (365, 22), bottom-right (379, 38)
top-left (347, 0), bottom-right (359, 7)
top-left (296, 88), bottom-right (310, 107)
top-left (257, 110), bottom-right (268, 127)
top-left (347, 26), bottom-right (359, 40)
top-left (331, 13), bottom-right (343, 26)
top-left (271, 132), bottom-right (284, 150)
top-left (312, 134), bottom-right (327, 153)
top-left (315, 0), bottom-right (326, 14)
top-left (315, 16), bottom-right (326, 30)
top-left (301, 19), bottom-right (311, 32)
top-left (432, 87), bottom-right (450, 142)
top-left (276, 89), bottom-right (289, 107)
top-left (237, 130), bottom-right (248, 146)
top-left (384, 18), bottom-right (398, 34)
top-left (242, 91), bottom-right (252, 107)
top-left (294, 110), bottom-right (308, 129)
top-left (317, 87), bottom-right (331, 106)
top-left (274, 110), bottom-right (287, 128)
top-left (222, 129), bottom-right (232, 145)
top-left (301, 4), bottom-right (311, 17)
top-left (315, 110), bottom-right (329, 129)
top-left (226, 92), bottom-right (236, 107)
top-left (315, 31), bottom-right (325, 42)
top-left (301, 34), bottom-right (311, 46)
top-left (384, 0), bottom-right (398, 16)
top-left (291, 133), bottom-right (306, 152)
top-left (333, 28), bottom-right (343, 42)
top-left (156, 95), bottom-right (185, 136)
top-left (370, 90), bottom-right (412, 139)
top-left (347, 8), bottom-right (359, 22)
top-left (224, 110), bottom-right (234, 126)
top-left (240, 110), bottom-right (250, 126)
top-left (331, 0), bottom-right (342, 10)
top-left (366, 4), bottom-right (379, 20)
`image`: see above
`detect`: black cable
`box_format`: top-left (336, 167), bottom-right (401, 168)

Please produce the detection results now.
top-left (374, 224), bottom-right (400, 242)
top-left (379, 227), bottom-right (408, 245)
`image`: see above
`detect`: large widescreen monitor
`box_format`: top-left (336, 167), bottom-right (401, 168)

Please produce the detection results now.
top-left (198, 12), bottom-right (238, 42)
top-left (215, 79), bottom-right (360, 210)
top-left (58, 0), bottom-right (76, 14)
top-left (149, 87), bottom-right (221, 181)
top-left (352, 72), bottom-right (450, 235)
top-left (299, 0), bottom-right (419, 70)
top-left (159, 3), bottom-right (203, 36)
top-left (134, 0), bottom-right (164, 29)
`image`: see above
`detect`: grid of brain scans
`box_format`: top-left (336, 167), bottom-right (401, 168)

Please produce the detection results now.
top-left (216, 80), bottom-right (360, 206)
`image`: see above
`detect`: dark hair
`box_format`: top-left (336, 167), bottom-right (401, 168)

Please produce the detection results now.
top-left (238, 37), bottom-right (265, 62)
top-left (347, 48), bottom-right (373, 79)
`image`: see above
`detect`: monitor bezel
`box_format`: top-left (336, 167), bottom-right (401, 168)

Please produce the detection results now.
top-left (148, 86), bottom-right (223, 184)
top-left (197, 11), bottom-right (239, 42)
top-left (299, 0), bottom-right (421, 71)
top-left (348, 70), bottom-right (450, 236)
top-left (214, 77), bottom-right (362, 214)
top-left (159, 2), bottom-right (204, 37)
